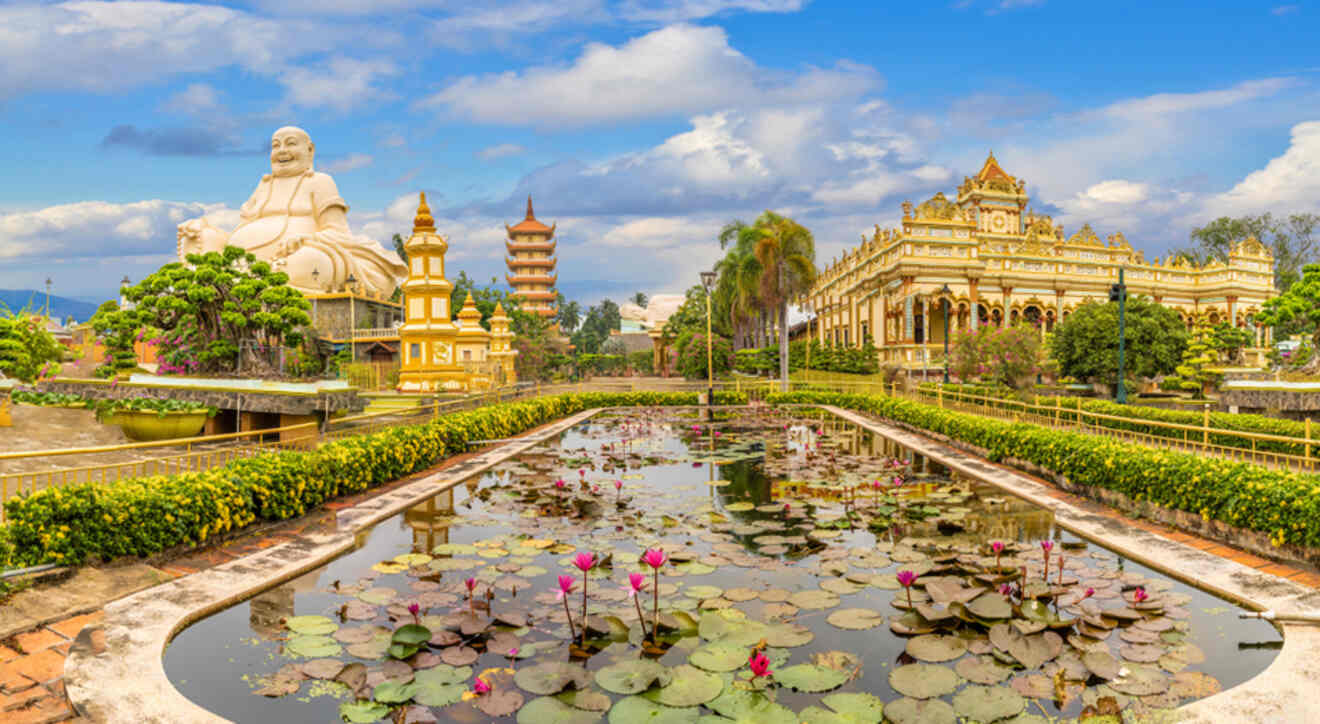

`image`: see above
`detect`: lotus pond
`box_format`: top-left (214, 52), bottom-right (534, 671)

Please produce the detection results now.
top-left (164, 407), bottom-right (1281, 723)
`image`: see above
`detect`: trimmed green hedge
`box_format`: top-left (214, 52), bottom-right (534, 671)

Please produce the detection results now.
top-left (922, 383), bottom-right (1312, 456)
top-left (1, 390), bottom-right (746, 568)
top-left (770, 390), bottom-right (1320, 549)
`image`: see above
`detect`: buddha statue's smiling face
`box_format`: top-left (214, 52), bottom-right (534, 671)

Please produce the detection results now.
top-left (269, 126), bottom-right (314, 177)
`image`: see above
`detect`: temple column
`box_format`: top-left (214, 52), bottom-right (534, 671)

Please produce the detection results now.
top-left (1055, 289), bottom-right (1064, 323)
top-left (880, 295), bottom-right (888, 347)
top-left (969, 278), bottom-right (979, 330)
top-left (921, 297), bottom-right (930, 362)
top-left (850, 297), bottom-right (859, 348)
top-left (1002, 287), bottom-right (1013, 327)
top-left (1228, 296), bottom-right (1238, 327)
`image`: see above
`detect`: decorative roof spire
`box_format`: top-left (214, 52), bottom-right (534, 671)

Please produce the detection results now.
top-left (413, 192), bottom-right (435, 232)
top-left (525, 195), bottom-right (535, 221)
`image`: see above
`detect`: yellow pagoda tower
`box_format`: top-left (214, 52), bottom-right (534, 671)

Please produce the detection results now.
top-left (488, 302), bottom-right (518, 386)
top-left (397, 193), bottom-right (464, 393)
top-left (455, 292), bottom-right (493, 391)
top-left (505, 196), bottom-right (558, 321)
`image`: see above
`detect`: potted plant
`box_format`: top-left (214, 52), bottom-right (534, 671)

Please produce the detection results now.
top-left (95, 398), bottom-right (217, 441)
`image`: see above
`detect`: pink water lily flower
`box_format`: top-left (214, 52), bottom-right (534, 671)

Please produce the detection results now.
top-left (592, 485), bottom-right (600, 494)
top-left (641, 548), bottom-right (668, 569)
top-left (615, 480), bottom-right (623, 490)
top-left (556, 574), bottom-right (576, 601)
top-left (573, 552), bottom-right (597, 572)
top-left (1040, 540), bottom-right (1054, 553)
top-left (465, 577), bottom-right (476, 592)
top-left (998, 583), bottom-right (1013, 597)
top-left (714, 431), bottom-right (721, 437)
top-left (626, 572), bottom-right (646, 598)
top-left (748, 651), bottom-right (773, 678)
top-left (1082, 587), bottom-right (1095, 600)
top-left (472, 676), bottom-right (491, 695)
top-left (991, 541), bottom-right (1004, 554)
top-left (896, 569), bottom-right (917, 607)
top-left (1133, 587), bottom-right (1149, 603)
top-left (555, 478), bottom-right (566, 489)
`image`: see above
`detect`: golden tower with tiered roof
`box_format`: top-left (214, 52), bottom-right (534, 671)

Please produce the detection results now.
top-left (397, 193), bottom-right (465, 392)
top-left (487, 302), bottom-right (518, 386)
top-left (505, 196), bottom-right (558, 320)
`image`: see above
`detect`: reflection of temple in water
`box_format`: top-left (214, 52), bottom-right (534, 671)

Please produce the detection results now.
top-left (249, 569), bottom-right (321, 640)
top-left (402, 487), bottom-right (456, 553)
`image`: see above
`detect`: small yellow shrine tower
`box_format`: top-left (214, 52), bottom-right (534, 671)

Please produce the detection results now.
top-left (488, 302), bottom-right (518, 386)
top-left (454, 293), bottom-right (492, 389)
top-left (397, 193), bottom-right (464, 392)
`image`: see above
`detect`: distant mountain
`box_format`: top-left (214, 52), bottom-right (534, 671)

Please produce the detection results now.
top-left (0, 289), bottom-right (103, 324)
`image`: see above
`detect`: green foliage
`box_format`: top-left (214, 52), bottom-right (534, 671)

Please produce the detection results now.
top-left (675, 332), bottom-right (734, 380)
top-left (1259, 263), bottom-right (1320, 351)
top-left (570, 299), bottom-right (622, 354)
top-left (10, 390), bottom-right (90, 407)
top-left (733, 340), bottom-right (877, 376)
top-left (1211, 323), bottom-right (1254, 365)
top-left (1164, 316), bottom-right (1220, 398)
top-left (1, 391), bottom-right (748, 567)
top-left (89, 300), bottom-right (138, 378)
top-left (769, 389), bottom-right (1320, 549)
top-left (92, 397), bottom-right (216, 421)
top-left (447, 272), bottom-right (532, 332)
top-left (0, 306), bottom-right (63, 382)
top-left (577, 354), bottom-right (627, 376)
top-left (925, 383), bottom-right (1313, 456)
top-left (101, 246), bottom-right (312, 377)
top-left (1177, 212), bottom-right (1319, 292)
top-left (555, 294), bottom-right (582, 334)
top-left (1050, 299), bottom-right (1187, 383)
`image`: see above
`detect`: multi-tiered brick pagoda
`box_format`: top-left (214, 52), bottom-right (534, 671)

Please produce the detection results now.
top-left (505, 196), bottom-right (559, 321)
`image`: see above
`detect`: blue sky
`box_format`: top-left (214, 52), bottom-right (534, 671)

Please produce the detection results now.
top-left (1, 0), bottom-right (1318, 305)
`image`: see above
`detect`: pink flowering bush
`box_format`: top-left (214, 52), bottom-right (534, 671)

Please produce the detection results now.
top-left (948, 324), bottom-right (1042, 389)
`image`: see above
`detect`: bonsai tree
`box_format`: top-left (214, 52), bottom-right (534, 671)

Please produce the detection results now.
top-left (89, 300), bottom-right (139, 378)
top-left (107, 246), bottom-right (312, 377)
top-left (1258, 262), bottom-right (1320, 373)
top-left (0, 305), bottom-right (62, 381)
top-left (1165, 315), bottom-right (1219, 398)
top-left (1211, 323), bottom-right (1254, 365)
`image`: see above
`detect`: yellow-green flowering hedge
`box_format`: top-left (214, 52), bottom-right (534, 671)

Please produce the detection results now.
top-left (2, 391), bottom-right (746, 567)
top-left (922, 382), bottom-right (1311, 456)
top-left (770, 390), bottom-right (1320, 549)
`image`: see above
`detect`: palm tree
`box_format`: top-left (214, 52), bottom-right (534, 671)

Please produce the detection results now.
top-left (557, 298), bottom-right (582, 334)
top-left (714, 223), bottom-right (762, 350)
top-left (631, 292), bottom-right (649, 308)
top-left (745, 211), bottom-right (816, 391)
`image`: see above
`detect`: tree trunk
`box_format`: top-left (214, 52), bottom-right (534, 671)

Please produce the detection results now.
top-left (778, 261), bottom-right (789, 392)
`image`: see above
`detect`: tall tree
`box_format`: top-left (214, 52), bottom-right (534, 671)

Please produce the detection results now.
top-left (1049, 298), bottom-right (1187, 383)
top-left (556, 295), bottom-right (582, 334)
top-left (1176, 213), bottom-right (1320, 291)
top-left (742, 212), bottom-right (816, 390)
top-left (631, 292), bottom-right (649, 308)
top-left (714, 220), bottom-right (762, 350)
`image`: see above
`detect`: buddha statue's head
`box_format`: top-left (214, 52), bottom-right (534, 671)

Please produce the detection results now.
top-left (269, 126), bottom-right (314, 177)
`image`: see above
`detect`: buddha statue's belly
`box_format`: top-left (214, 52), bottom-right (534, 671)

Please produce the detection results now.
top-left (229, 215), bottom-right (318, 251)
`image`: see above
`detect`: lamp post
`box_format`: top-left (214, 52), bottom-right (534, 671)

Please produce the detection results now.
top-left (1109, 267), bottom-right (1128, 404)
top-left (44, 277), bottom-right (52, 318)
top-left (940, 284), bottom-right (951, 384)
top-left (346, 273), bottom-right (357, 363)
top-left (700, 270), bottom-right (717, 407)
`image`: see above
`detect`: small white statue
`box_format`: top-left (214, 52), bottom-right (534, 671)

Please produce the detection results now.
top-left (176, 126), bottom-right (407, 297)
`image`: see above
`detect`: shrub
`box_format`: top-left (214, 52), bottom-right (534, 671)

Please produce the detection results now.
top-left (1, 390), bottom-right (747, 567)
top-left (770, 389), bottom-right (1320, 548)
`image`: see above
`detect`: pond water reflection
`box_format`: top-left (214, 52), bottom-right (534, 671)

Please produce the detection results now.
top-left (165, 407), bottom-right (1280, 723)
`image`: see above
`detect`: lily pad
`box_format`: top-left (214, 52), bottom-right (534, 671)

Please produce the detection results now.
top-left (609, 695), bottom-right (700, 724)
top-left (825, 608), bottom-right (885, 631)
top-left (476, 689), bottom-right (526, 718)
top-left (889, 664), bottom-right (961, 699)
top-left (799, 692), bottom-right (886, 724)
top-left (776, 663), bottom-right (851, 693)
top-left (391, 624), bottom-right (432, 646)
top-left (516, 662), bottom-right (593, 695)
top-left (340, 700), bottom-right (391, 723)
top-left (882, 697), bottom-right (956, 724)
top-left (952, 685), bottom-right (1025, 721)
top-left (285, 634), bottom-right (341, 659)
top-left (689, 642), bottom-right (750, 672)
top-left (955, 656), bottom-right (1014, 685)
top-left (1083, 650), bottom-right (1121, 680)
top-left (372, 680), bottom-right (418, 704)
top-left (595, 659), bottom-right (672, 695)
top-left (285, 615), bottom-right (338, 635)
top-left (704, 688), bottom-right (798, 724)
top-left (965, 593), bottom-right (1013, 620)
top-left (905, 634), bottom-right (967, 663)
top-left (1109, 664), bottom-right (1170, 696)
top-left (412, 665), bottom-right (471, 706)
top-left (787, 590), bottom-right (841, 610)
top-left (518, 695), bottom-right (605, 724)
top-left (642, 665), bottom-right (723, 707)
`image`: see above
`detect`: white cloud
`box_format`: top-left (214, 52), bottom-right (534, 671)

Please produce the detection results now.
top-left (0, 2), bottom-right (342, 100)
top-left (1272, 5), bottom-right (1300, 15)
top-left (0, 199), bottom-right (230, 262)
top-left (1209, 121), bottom-right (1320, 216)
top-left (618, 0), bottom-right (806, 23)
top-left (1095, 78), bottom-right (1296, 123)
top-left (1077, 180), bottom-right (1151, 205)
top-left (160, 83), bottom-right (224, 116)
top-left (476, 143), bottom-right (528, 160)
top-left (279, 57), bottom-right (398, 112)
top-left (420, 24), bottom-right (879, 127)
top-left (321, 153), bottom-right (375, 173)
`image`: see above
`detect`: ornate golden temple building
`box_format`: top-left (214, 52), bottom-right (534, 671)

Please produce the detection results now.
top-left (807, 153), bottom-right (1278, 369)
top-left (505, 197), bottom-right (558, 320)
top-left (398, 194), bottom-right (516, 392)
